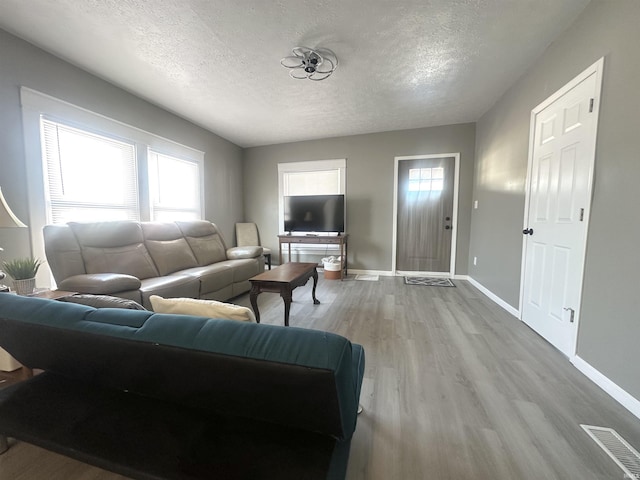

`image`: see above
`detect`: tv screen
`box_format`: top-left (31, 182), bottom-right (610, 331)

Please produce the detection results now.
top-left (284, 194), bottom-right (345, 233)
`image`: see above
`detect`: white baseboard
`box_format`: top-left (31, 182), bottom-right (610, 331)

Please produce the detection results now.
top-left (572, 355), bottom-right (640, 420)
top-left (347, 270), bottom-right (471, 279)
top-left (347, 269), bottom-right (395, 277)
top-left (467, 276), bottom-right (520, 319)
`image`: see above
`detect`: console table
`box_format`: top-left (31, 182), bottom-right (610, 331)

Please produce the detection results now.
top-left (278, 234), bottom-right (348, 279)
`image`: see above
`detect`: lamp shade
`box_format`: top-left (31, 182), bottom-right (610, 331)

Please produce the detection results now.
top-left (0, 187), bottom-right (27, 228)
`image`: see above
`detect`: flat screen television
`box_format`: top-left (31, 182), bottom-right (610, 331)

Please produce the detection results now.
top-left (284, 194), bottom-right (345, 234)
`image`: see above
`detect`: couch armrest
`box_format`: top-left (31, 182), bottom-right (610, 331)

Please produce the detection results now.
top-left (58, 273), bottom-right (142, 294)
top-left (226, 246), bottom-right (263, 259)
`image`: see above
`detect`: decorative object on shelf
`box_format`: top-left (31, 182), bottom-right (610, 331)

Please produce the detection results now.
top-left (2, 257), bottom-right (43, 295)
top-left (280, 46), bottom-right (338, 81)
top-left (0, 187), bottom-right (28, 292)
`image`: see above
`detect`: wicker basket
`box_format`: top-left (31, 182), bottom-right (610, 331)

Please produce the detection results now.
top-left (13, 277), bottom-right (36, 296)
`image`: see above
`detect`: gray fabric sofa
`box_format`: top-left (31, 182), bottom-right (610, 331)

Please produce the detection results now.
top-left (44, 220), bottom-right (264, 309)
top-left (0, 294), bottom-right (365, 479)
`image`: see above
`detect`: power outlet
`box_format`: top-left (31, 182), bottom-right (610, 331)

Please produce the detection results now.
top-left (473, 256), bottom-right (477, 266)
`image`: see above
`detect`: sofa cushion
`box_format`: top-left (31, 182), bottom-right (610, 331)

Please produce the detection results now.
top-left (58, 273), bottom-right (142, 294)
top-left (43, 224), bottom-right (86, 284)
top-left (219, 259), bottom-right (262, 284)
top-left (81, 244), bottom-right (159, 280)
top-left (145, 238), bottom-right (198, 276)
top-left (176, 221), bottom-right (228, 266)
top-left (184, 234), bottom-right (227, 266)
top-left (140, 221), bottom-right (184, 241)
top-left (226, 246), bottom-right (263, 260)
top-left (69, 221), bottom-right (144, 247)
top-left (172, 263), bottom-right (234, 296)
top-left (149, 295), bottom-right (255, 322)
top-left (138, 276), bottom-right (201, 309)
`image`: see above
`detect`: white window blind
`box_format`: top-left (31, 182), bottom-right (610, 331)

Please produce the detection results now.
top-left (41, 119), bottom-right (139, 224)
top-left (283, 169), bottom-right (341, 196)
top-left (148, 150), bottom-right (201, 221)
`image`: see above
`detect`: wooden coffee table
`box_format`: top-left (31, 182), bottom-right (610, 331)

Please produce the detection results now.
top-left (249, 262), bottom-right (320, 326)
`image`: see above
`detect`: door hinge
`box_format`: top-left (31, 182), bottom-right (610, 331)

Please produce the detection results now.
top-left (563, 307), bottom-right (575, 323)
top-left (589, 98), bottom-right (594, 113)
top-left (580, 208), bottom-right (584, 221)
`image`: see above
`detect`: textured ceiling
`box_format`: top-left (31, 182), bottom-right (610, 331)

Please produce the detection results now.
top-left (0, 0), bottom-right (590, 147)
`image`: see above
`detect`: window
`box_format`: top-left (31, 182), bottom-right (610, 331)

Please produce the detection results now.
top-left (277, 159), bottom-right (346, 257)
top-left (41, 119), bottom-right (140, 223)
top-left (278, 159), bottom-right (346, 233)
top-left (148, 151), bottom-right (201, 221)
top-left (408, 167), bottom-right (444, 192)
top-left (38, 116), bottom-right (203, 225)
top-left (22, 88), bottom-right (205, 287)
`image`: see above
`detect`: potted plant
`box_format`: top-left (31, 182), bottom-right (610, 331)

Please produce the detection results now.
top-left (2, 257), bottom-right (43, 295)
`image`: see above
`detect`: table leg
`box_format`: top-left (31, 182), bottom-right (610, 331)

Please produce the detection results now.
top-left (249, 284), bottom-right (261, 323)
top-left (345, 241), bottom-right (348, 277)
top-left (281, 286), bottom-right (293, 327)
top-left (311, 269), bottom-right (320, 305)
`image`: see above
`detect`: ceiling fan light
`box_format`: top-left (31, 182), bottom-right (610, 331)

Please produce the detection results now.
top-left (281, 46), bottom-right (338, 81)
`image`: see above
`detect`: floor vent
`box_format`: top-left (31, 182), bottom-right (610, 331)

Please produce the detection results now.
top-left (581, 425), bottom-right (640, 478)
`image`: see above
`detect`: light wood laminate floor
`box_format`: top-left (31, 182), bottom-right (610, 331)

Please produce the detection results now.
top-left (1, 277), bottom-right (639, 479)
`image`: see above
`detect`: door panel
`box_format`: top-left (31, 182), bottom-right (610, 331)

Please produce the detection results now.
top-left (396, 157), bottom-right (454, 273)
top-left (522, 69), bottom-right (600, 357)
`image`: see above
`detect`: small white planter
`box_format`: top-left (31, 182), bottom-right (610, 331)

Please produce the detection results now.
top-left (13, 277), bottom-right (36, 296)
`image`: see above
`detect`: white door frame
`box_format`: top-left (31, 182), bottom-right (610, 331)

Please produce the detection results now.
top-left (518, 57), bottom-right (604, 356)
top-left (392, 153), bottom-right (460, 277)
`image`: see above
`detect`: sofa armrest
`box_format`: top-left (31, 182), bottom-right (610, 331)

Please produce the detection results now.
top-left (58, 273), bottom-right (142, 294)
top-left (226, 246), bottom-right (263, 259)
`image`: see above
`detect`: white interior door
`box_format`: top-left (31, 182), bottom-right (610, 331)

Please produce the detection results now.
top-left (521, 59), bottom-right (603, 357)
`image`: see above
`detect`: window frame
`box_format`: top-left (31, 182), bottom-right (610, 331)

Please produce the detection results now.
top-left (277, 159), bottom-right (346, 257)
top-left (41, 117), bottom-right (141, 224)
top-left (21, 87), bottom-right (204, 287)
top-left (277, 159), bottom-right (346, 235)
top-left (148, 149), bottom-right (203, 221)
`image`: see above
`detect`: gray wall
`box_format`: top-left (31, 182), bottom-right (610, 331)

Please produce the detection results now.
top-left (469, 0), bottom-right (640, 399)
top-left (243, 123), bottom-right (476, 273)
top-left (0, 28), bottom-right (243, 262)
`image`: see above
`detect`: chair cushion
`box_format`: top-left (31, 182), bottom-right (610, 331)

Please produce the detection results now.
top-left (149, 295), bottom-right (255, 322)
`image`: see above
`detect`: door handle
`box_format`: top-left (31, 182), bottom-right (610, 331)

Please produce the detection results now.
top-left (445, 225), bottom-right (451, 230)
top-left (523, 228), bottom-right (534, 235)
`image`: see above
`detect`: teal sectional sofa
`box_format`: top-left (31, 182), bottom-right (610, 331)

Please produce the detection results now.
top-left (0, 294), bottom-right (365, 479)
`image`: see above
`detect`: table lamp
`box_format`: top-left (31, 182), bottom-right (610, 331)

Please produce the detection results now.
top-left (0, 187), bottom-right (27, 292)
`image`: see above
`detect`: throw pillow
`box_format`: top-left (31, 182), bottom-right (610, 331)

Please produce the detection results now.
top-left (149, 295), bottom-right (256, 322)
top-left (62, 294), bottom-right (147, 310)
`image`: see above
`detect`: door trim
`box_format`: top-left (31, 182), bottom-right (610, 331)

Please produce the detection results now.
top-left (518, 57), bottom-right (604, 357)
top-left (392, 153), bottom-right (460, 276)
